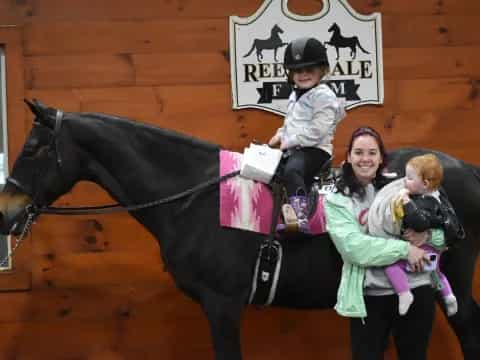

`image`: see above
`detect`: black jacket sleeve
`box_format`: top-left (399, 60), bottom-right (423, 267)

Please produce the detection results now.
top-left (402, 197), bottom-right (438, 232)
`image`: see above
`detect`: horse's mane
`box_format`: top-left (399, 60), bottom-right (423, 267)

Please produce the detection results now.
top-left (72, 111), bottom-right (220, 152)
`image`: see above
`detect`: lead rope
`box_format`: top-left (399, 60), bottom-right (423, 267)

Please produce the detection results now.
top-left (0, 209), bottom-right (35, 267)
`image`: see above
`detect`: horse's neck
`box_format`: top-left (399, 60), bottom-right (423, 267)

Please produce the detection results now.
top-left (70, 115), bottom-right (219, 204)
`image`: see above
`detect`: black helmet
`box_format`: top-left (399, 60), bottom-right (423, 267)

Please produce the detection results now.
top-left (283, 37), bottom-right (329, 70)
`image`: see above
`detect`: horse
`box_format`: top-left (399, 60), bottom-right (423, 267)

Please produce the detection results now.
top-left (325, 22), bottom-right (370, 60)
top-left (0, 100), bottom-right (479, 360)
top-left (243, 24), bottom-right (287, 62)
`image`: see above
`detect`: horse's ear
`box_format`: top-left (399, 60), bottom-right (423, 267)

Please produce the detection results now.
top-left (24, 98), bottom-right (42, 119)
top-left (24, 99), bottom-right (55, 128)
top-left (32, 98), bottom-right (48, 111)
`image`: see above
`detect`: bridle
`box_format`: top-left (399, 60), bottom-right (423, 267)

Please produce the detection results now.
top-left (5, 109), bottom-right (239, 217)
top-left (1, 108), bottom-right (239, 264)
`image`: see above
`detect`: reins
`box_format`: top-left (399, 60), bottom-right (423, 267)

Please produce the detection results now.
top-left (1, 169), bottom-right (240, 267)
top-left (2, 105), bottom-right (243, 266)
top-left (9, 108), bottom-right (241, 216)
top-left (38, 170), bottom-right (240, 216)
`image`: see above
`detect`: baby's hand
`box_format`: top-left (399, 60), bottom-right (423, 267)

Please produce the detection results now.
top-left (398, 188), bottom-right (409, 197)
top-left (398, 189), bottom-right (411, 204)
top-left (403, 228), bottom-right (429, 247)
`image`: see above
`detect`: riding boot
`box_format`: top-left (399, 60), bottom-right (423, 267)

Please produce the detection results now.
top-left (276, 196), bottom-right (311, 234)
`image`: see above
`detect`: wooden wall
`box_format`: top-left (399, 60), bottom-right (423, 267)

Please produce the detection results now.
top-left (0, 0), bottom-right (478, 358)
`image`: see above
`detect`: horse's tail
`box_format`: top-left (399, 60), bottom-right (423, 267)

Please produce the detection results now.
top-left (243, 41), bottom-right (257, 58)
top-left (355, 38), bottom-right (370, 54)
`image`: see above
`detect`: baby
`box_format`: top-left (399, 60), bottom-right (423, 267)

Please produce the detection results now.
top-left (369, 154), bottom-right (464, 316)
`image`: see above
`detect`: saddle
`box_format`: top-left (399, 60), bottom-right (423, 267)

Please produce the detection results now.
top-left (248, 159), bottom-right (338, 306)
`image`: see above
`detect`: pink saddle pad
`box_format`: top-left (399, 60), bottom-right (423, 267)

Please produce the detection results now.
top-left (219, 150), bottom-right (327, 235)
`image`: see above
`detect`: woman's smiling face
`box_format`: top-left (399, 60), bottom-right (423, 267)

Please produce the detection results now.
top-left (347, 134), bottom-right (383, 185)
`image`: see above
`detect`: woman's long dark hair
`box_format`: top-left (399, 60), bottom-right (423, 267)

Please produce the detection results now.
top-left (336, 126), bottom-right (389, 199)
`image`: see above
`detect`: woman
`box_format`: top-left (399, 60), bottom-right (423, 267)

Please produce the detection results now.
top-left (324, 126), bottom-right (441, 360)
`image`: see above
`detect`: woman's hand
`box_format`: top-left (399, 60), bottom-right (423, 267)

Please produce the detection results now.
top-left (403, 228), bottom-right (429, 247)
top-left (407, 244), bottom-right (430, 272)
top-left (268, 134), bottom-right (281, 147)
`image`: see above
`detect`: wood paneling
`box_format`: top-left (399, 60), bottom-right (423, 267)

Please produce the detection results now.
top-left (24, 19), bottom-right (229, 56)
top-left (1, 0), bottom-right (479, 359)
top-left (22, 16), bottom-right (480, 58)
top-left (9, 0), bottom-right (480, 23)
top-left (384, 47), bottom-right (480, 79)
top-left (25, 54), bottom-right (136, 89)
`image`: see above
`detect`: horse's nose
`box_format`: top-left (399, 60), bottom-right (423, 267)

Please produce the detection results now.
top-left (0, 193), bottom-right (32, 235)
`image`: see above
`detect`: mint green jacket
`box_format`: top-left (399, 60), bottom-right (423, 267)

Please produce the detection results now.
top-left (325, 191), bottom-right (445, 318)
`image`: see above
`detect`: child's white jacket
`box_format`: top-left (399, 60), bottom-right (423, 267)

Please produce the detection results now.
top-left (276, 83), bottom-right (346, 154)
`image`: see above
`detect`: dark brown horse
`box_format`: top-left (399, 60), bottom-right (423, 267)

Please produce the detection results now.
top-left (0, 100), bottom-right (478, 359)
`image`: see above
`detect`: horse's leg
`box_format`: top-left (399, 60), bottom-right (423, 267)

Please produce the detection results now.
top-left (351, 46), bottom-right (356, 59)
top-left (335, 47), bottom-right (340, 60)
top-left (442, 229), bottom-right (480, 359)
top-left (274, 48), bottom-right (278, 62)
top-left (202, 291), bottom-right (245, 360)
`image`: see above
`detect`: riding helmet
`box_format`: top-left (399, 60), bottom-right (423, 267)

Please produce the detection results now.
top-left (283, 37), bottom-right (329, 70)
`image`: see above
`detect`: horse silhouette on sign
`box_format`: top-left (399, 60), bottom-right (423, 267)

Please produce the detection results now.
top-left (0, 100), bottom-right (479, 360)
top-left (243, 24), bottom-right (287, 62)
top-left (325, 22), bottom-right (370, 60)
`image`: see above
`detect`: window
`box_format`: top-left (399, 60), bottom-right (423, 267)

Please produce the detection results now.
top-left (0, 27), bottom-right (30, 290)
top-left (0, 47), bottom-right (11, 271)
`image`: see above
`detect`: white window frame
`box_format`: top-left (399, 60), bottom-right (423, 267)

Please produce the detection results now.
top-left (0, 47), bottom-right (12, 271)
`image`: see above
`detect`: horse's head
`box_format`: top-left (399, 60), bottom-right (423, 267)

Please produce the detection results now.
top-left (328, 23), bottom-right (339, 33)
top-left (0, 99), bottom-right (80, 236)
top-left (272, 24), bottom-right (284, 34)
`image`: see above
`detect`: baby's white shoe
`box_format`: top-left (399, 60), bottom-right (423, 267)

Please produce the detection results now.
top-left (398, 291), bottom-right (414, 315)
top-left (445, 294), bottom-right (458, 317)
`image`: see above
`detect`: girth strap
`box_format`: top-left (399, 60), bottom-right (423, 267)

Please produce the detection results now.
top-left (248, 180), bottom-right (284, 305)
